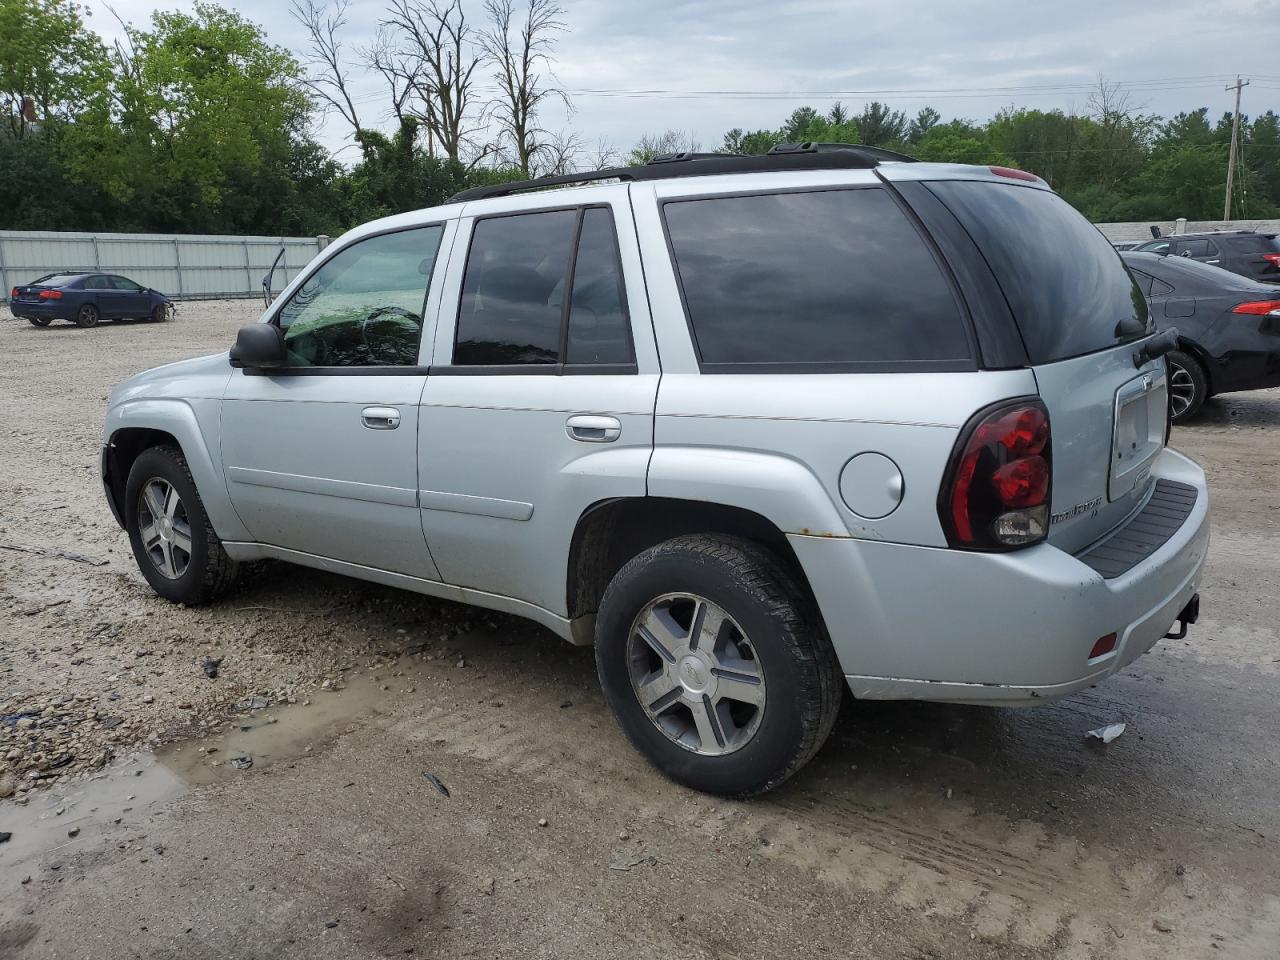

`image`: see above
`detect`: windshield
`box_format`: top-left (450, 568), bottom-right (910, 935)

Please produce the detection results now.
top-left (927, 181), bottom-right (1151, 364)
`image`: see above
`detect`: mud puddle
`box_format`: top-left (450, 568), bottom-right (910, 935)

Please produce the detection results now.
top-left (0, 751), bottom-right (185, 883)
top-left (155, 670), bottom-right (413, 786)
top-left (2, 663), bottom-right (433, 883)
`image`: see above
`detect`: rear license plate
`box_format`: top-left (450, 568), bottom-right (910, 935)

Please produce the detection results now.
top-left (1110, 369), bottom-right (1167, 501)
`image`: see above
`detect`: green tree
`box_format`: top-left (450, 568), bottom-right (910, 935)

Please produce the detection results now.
top-left (0, 0), bottom-right (111, 139)
top-left (854, 101), bottom-right (907, 146)
top-left (108, 3), bottom-right (316, 232)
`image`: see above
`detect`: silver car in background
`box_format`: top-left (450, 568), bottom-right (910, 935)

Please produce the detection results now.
top-left (101, 147), bottom-right (1209, 796)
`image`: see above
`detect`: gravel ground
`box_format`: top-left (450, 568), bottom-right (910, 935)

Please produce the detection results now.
top-left (2, 300), bottom-right (1279, 958)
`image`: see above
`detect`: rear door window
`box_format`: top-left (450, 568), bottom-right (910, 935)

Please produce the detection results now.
top-left (453, 207), bottom-right (636, 369)
top-left (927, 181), bottom-right (1149, 364)
top-left (662, 188), bottom-right (971, 370)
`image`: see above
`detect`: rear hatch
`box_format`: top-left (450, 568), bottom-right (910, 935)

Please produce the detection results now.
top-left (923, 178), bottom-right (1166, 554)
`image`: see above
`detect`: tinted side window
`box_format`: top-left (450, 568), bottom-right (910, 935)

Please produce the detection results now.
top-left (566, 208), bottom-right (633, 365)
top-left (277, 226), bottom-right (443, 367)
top-left (1151, 277), bottom-right (1174, 296)
top-left (1177, 239), bottom-right (1211, 258)
top-left (110, 276), bottom-right (142, 291)
top-left (455, 210), bottom-right (577, 365)
top-left (85, 275), bottom-right (111, 289)
top-left (1138, 240), bottom-right (1171, 255)
top-left (1229, 234), bottom-right (1280, 254)
top-left (663, 189), bottom-right (969, 367)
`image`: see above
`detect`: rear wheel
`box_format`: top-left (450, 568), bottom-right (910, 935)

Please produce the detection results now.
top-left (1166, 349), bottom-right (1207, 422)
top-left (75, 303), bottom-right (100, 328)
top-left (595, 534), bottom-right (841, 797)
top-left (27, 317), bottom-right (52, 327)
top-left (125, 445), bottom-right (238, 604)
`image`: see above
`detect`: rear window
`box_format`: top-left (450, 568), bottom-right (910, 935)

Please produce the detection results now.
top-left (662, 188), bottom-right (971, 369)
top-left (32, 274), bottom-right (83, 288)
top-left (928, 181), bottom-right (1149, 364)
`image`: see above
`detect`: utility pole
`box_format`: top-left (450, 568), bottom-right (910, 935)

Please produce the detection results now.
top-left (1224, 76), bottom-right (1250, 221)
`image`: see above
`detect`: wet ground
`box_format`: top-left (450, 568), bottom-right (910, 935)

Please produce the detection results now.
top-left (1, 302), bottom-right (1279, 958)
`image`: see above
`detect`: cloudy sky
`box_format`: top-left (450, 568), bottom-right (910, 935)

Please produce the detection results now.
top-left (88, 0), bottom-right (1280, 160)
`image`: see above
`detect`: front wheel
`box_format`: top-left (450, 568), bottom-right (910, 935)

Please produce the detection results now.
top-left (150, 304), bottom-right (170, 322)
top-left (28, 317), bottom-right (52, 327)
top-left (1166, 349), bottom-right (1207, 423)
top-left (125, 445), bottom-right (238, 604)
top-left (595, 535), bottom-right (842, 797)
top-left (75, 303), bottom-right (100, 328)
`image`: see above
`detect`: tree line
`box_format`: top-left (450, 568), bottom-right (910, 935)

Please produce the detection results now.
top-left (3, 0), bottom-right (1277, 239)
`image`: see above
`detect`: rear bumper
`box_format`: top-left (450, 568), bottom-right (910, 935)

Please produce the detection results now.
top-left (791, 448), bottom-right (1210, 706)
top-left (10, 301), bottom-right (74, 320)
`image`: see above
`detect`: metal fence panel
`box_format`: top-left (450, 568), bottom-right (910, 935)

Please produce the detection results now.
top-left (0, 230), bottom-right (325, 303)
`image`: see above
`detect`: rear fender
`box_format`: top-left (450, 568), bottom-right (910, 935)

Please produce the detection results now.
top-left (646, 447), bottom-right (848, 538)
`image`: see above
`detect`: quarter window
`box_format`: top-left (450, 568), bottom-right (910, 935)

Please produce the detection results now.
top-left (453, 207), bottom-right (635, 368)
top-left (276, 226), bottom-right (443, 367)
top-left (662, 188), bottom-right (970, 368)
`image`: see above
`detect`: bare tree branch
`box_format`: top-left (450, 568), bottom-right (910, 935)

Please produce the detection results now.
top-left (380, 0), bottom-right (486, 163)
top-left (290, 0), bottom-right (366, 152)
top-left (480, 0), bottom-right (568, 175)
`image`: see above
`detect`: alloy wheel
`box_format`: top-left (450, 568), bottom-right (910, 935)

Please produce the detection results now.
top-left (627, 593), bottom-right (766, 756)
top-left (137, 478), bottom-right (192, 580)
top-left (1168, 361), bottom-right (1197, 419)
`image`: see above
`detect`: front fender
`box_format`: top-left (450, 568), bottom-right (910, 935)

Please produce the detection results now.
top-left (103, 397), bottom-right (250, 542)
top-left (646, 447), bottom-right (849, 538)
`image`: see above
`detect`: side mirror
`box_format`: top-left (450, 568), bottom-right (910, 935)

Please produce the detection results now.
top-left (229, 324), bottom-right (287, 369)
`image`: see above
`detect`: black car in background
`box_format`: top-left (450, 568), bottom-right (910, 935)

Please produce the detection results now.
top-left (1131, 230), bottom-right (1280, 285)
top-left (1123, 251), bottom-right (1280, 421)
top-left (9, 273), bottom-right (173, 328)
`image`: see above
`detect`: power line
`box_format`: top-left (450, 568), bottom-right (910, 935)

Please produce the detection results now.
top-left (343, 75), bottom-right (1259, 107)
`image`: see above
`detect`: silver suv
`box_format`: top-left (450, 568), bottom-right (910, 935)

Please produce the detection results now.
top-left (101, 148), bottom-right (1210, 797)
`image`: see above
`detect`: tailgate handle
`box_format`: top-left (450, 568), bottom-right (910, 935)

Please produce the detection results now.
top-left (1133, 327), bottom-right (1178, 368)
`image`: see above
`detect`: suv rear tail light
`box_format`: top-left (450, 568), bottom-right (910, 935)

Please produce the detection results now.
top-left (9, 287), bottom-right (16, 301)
top-left (38, 289), bottom-right (62, 300)
top-left (939, 399), bottom-right (1052, 551)
top-left (1232, 299), bottom-right (1280, 316)
top-left (1261, 253), bottom-right (1280, 267)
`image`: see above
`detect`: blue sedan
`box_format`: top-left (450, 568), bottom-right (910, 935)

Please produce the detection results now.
top-left (9, 272), bottom-right (173, 328)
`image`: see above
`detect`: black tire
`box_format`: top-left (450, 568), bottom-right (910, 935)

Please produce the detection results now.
top-left (150, 304), bottom-right (169, 322)
top-left (27, 317), bottom-right (52, 327)
top-left (595, 534), bottom-right (842, 797)
top-left (75, 303), bottom-right (100, 328)
top-left (1166, 349), bottom-right (1208, 423)
top-left (124, 445), bottom-right (238, 604)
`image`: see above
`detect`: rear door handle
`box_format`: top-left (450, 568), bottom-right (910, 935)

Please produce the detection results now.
top-left (361, 406), bottom-right (401, 430)
top-left (566, 414), bottom-right (621, 443)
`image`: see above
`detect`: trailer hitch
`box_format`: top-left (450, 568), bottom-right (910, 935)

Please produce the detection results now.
top-left (1165, 593), bottom-right (1200, 640)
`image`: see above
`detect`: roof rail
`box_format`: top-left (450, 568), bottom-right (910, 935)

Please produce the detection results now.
top-left (768, 141), bottom-right (920, 164)
top-left (444, 147), bottom-right (914, 204)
